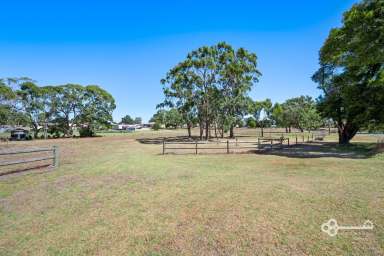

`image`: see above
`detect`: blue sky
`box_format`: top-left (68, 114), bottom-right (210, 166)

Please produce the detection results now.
top-left (1, 0), bottom-right (357, 122)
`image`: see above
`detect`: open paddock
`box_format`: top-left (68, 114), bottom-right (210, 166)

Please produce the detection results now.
top-left (0, 129), bottom-right (383, 255)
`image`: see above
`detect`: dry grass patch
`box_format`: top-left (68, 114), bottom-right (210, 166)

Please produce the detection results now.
top-left (0, 130), bottom-right (383, 255)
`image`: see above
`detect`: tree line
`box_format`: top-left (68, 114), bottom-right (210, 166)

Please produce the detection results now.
top-left (120, 115), bottom-right (142, 125)
top-left (157, 0), bottom-right (384, 144)
top-left (0, 78), bottom-right (115, 138)
top-left (152, 95), bottom-right (323, 136)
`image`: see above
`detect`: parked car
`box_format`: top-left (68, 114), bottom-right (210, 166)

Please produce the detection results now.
top-left (10, 128), bottom-right (29, 141)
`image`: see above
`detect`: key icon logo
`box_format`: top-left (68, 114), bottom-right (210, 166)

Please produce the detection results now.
top-left (321, 218), bottom-right (374, 237)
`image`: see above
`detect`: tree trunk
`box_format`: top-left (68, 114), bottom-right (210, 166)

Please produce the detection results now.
top-left (214, 123), bottom-right (217, 138)
top-left (32, 122), bottom-right (39, 139)
top-left (187, 123), bottom-right (192, 138)
top-left (338, 123), bottom-right (359, 144)
top-left (229, 125), bottom-right (234, 138)
top-left (199, 122), bottom-right (203, 140)
top-left (285, 127), bottom-right (288, 133)
top-left (205, 120), bottom-right (209, 140)
top-left (289, 126), bottom-right (291, 133)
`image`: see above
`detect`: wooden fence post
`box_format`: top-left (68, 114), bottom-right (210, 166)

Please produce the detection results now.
top-left (270, 140), bottom-right (273, 149)
top-left (162, 139), bottom-right (165, 155)
top-left (195, 141), bottom-right (198, 155)
top-left (53, 145), bottom-right (59, 168)
top-left (288, 138), bottom-right (290, 146)
top-left (235, 137), bottom-right (238, 147)
top-left (295, 135), bottom-right (298, 144)
top-left (302, 135), bottom-right (304, 142)
top-left (227, 140), bottom-right (229, 154)
top-left (258, 137), bottom-right (260, 149)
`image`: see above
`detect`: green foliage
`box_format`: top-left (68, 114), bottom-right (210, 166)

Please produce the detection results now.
top-left (312, 0), bottom-right (384, 143)
top-left (281, 96), bottom-right (321, 131)
top-left (51, 84), bottom-right (84, 136)
top-left (0, 78), bottom-right (116, 138)
top-left (160, 42), bottom-right (261, 139)
top-left (79, 127), bottom-right (96, 137)
top-left (251, 99), bottom-right (272, 127)
top-left (246, 117), bottom-right (257, 128)
top-left (75, 85), bottom-right (116, 135)
top-left (121, 115), bottom-right (134, 124)
top-left (17, 81), bottom-right (48, 137)
top-left (0, 81), bottom-right (15, 101)
top-left (152, 122), bottom-right (161, 130)
top-left (0, 79), bottom-right (31, 125)
top-left (271, 103), bottom-right (285, 127)
top-left (150, 109), bottom-right (167, 125)
top-left (121, 115), bottom-right (142, 125)
top-left (134, 117), bottom-right (142, 124)
top-left (151, 109), bottom-right (183, 129)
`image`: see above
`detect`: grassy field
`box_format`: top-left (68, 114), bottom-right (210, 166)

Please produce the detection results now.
top-left (0, 129), bottom-right (383, 255)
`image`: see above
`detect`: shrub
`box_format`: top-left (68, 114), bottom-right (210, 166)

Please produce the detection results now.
top-left (247, 118), bottom-right (257, 128)
top-left (79, 127), bottom-right (96, 137)
top-left (152, 123), bottom-right (161, 131)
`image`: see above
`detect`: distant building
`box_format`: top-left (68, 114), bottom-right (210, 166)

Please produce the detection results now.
top-left (143, 122), bottom-right (155, 128)
top-left (113, 124), bottom-right (142, 131)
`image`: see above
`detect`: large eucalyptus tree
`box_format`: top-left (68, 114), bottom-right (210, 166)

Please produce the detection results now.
top-left (160, 42), bottom-right (261, 139)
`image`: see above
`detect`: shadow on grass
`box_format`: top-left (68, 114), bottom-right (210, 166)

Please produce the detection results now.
top-left (137, 136), bottom-right (203, 145)
top-left (0, 164), bottom-right (52, 178)
top-left (258, 142), bottom-right (379, 159)
top-left (138, 135), bottom-right (381, 159)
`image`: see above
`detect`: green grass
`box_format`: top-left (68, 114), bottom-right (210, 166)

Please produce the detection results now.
top-left (0, 132), bottom-right (10, 139)
top-left (0, 130), bottom-right (383, 255)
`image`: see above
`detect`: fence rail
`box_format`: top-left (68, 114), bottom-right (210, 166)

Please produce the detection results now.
top-left (162, 137), bottom-right (297, 155)
top-left (0, 146), bottom-right (59, 169)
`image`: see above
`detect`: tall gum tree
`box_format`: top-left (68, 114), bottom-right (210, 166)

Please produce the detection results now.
top-left (160, 42), bottom-right (261, 140)
top-left (218, 43), bottom-right (261, 138)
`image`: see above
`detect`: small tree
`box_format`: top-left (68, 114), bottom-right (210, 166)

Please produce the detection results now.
top-left (121, 115), bottom-right (134, 124)
top-left (52, 84), bottom-right (85, 136)
top-left (77, 85), bottom-right (115, 136)
top-left (271, 103), bottom-right (285, 128)
top-left (251, 99), bottom-right (272, 136)
top-left (134, 117), bottom-right (142, 124)
top-left (16, 82), bottom-right (47, 138)
top-left (246, 117), bottom-right (257, 128)
top-left (281, 96), bottom-right (320, 132)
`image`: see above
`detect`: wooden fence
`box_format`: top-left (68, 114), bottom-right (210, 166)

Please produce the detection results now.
top-left (162, 137), bottom-right (292, 155)
top-left (377, 138), bottom-right (384, 150)
top-left (0, 146), bottom-right (59, 169)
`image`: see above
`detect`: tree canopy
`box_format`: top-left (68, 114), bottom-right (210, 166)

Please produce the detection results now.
top-left (160, 42), bottom-right (261, 139)
top-left (0, 78), bottom-right (115, 138)
top-left (312, 0), bottom-right (384, 144)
